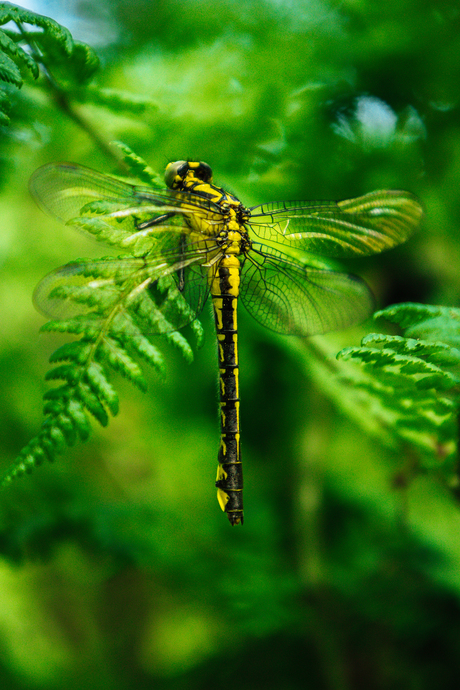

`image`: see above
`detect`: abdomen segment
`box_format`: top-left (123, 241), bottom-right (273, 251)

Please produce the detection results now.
top-left (211, 257), bottom-right (243, 525)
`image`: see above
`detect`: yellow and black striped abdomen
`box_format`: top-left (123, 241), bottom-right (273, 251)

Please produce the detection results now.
top-left (211, 255), bottom-right (243, 525)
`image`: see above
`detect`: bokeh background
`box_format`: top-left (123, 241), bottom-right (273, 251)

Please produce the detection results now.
top-left (1, 1), bottom-right (460, 688)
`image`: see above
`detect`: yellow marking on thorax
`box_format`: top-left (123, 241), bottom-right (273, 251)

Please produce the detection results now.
top-left (181, 172), bottom-right (247, 240)
top-left (182, 171), bottom-right (236, 204)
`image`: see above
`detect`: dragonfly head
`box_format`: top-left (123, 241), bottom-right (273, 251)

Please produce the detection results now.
top-left (165, 160), bottom-right (213, 190)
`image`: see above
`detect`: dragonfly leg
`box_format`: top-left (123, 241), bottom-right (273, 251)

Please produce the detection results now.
top-left (136, 211), bottom-right (177, 231)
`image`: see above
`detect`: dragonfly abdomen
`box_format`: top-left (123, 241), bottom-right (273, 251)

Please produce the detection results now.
top-left (211, 255), bottom-right (243, 526)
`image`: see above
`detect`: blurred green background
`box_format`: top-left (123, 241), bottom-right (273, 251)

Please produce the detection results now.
top-left (1, 0), bottom-right (460, 688)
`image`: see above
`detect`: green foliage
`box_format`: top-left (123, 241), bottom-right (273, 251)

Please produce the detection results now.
top-left (0, 1), bottom-right (76, 123)
top-left (112, 140), bottom-right (165, 188)
top-left (0, 1), bottom-right (154, 127)
top-left (337, 303), bottom-right (460, 478)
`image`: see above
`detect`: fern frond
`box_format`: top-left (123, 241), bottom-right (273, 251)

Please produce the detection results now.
top-left (0, 48), bottom-right (22, 85)
top-left (0, 3), bottom-right (73, 53)
top-left (1, 247), bottom-right (201, 487)
top-left (85, 87), bottom-right (157, 115)
top-left (50, 40), bottom-right (99, 86)
top-left (361, 333), bottom-right (460, 365)
top-left (112, 142), bottom-right (164, 189)
top-left (0, 6), bottom-right (154, 175)
top-left (0, 1), bottom-right (79, 122)
top-left (0, 26), bottom-right (39, 80)
top-left (336, 302), bottom-right (460, 479)
top-left (375, 303), bottom-right (460, 345)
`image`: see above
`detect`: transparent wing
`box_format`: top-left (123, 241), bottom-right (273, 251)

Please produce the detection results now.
top-left (34, 234), bottom-right (218, 333)
top-left (248, 190), bottom-right (422, 258)
top-left (240, 244), bottom-right (374, 336)
top-left (29, 163), bottom-right (225, 250)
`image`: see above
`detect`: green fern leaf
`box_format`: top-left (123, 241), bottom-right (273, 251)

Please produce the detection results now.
top-left (163, 330), bottom-right (194, 363)
top-left (0, 49), bottom-right (21, 85)
top-left (55, 413), bottom-right (78, 446)
top-left (127, 334), bottom-right (165, 372)
top-left (362, 333), bottom-right (460, 364)
top-left (0, 27), bottom-right (39, 79)
top-left (2, 147), bottom-right (205, 489)
top-left (335, 302), bottom-right (460, 481)
top-left (61, 41), bottom-right (99, 84)
top-left (66, 399), bottom-right (91, 441)
top-left (49, 341), bottom-right (92, 364)
top-left (190, 319), bottom-right (205, 348)
top-left (45, 363), bottom-right (80, 385)
top-left (0, 3), bottom-right (102, 128)
top-left (99, 337), bottom-right (148, 392)
top-left (76, 381), bottom-right (109, 427)
top-left (341, 346), bottom-right (460, 390)
top-left (85, 87), bottom-right (157, 115)
top-left (70, 218), bottom-right (150, 251)
top-left (0, 3), bottom-right (73, 53)
top-left (41, 317), bottom-right (101, 337)
top-left (43, 384), bottom-right (71, 402)
top-left (0, 3), bottom-right (73, 96)
top-left (112, 142), bottom-right (164, 189)
top-left (376, 303), bottom-right (460, 345)
top-left (1, 253), bottom-right (197, 488)
top-left (85, 362), bottom-right (119, 416)
top-left (46, 423), bottom-right (68, 454)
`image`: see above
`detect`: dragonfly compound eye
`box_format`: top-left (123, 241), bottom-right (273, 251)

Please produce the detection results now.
top-left (164, 160), bottom-right (188, 189)
top-left (165, 160), bottom-right (214, 189)
top-left (188, 161), bottom-right (213, 183)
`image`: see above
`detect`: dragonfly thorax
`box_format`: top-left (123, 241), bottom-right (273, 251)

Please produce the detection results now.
top-left (222, 228), bottom-right (247, 255)
top-left (165, 161), bottom-right (249, 221)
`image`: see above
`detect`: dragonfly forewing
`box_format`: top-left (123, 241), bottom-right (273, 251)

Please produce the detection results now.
top-left (248, 190), bottom-right (422, 258)
top-left (30, 163), bottom-right (227, 250)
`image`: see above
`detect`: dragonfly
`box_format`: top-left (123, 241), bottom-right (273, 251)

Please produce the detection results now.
top-left (30, 159), bottom-right (422, 525)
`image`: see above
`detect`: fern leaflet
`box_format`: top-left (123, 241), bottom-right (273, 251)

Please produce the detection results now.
top-left (337, 303), bottom-right (460, 479)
